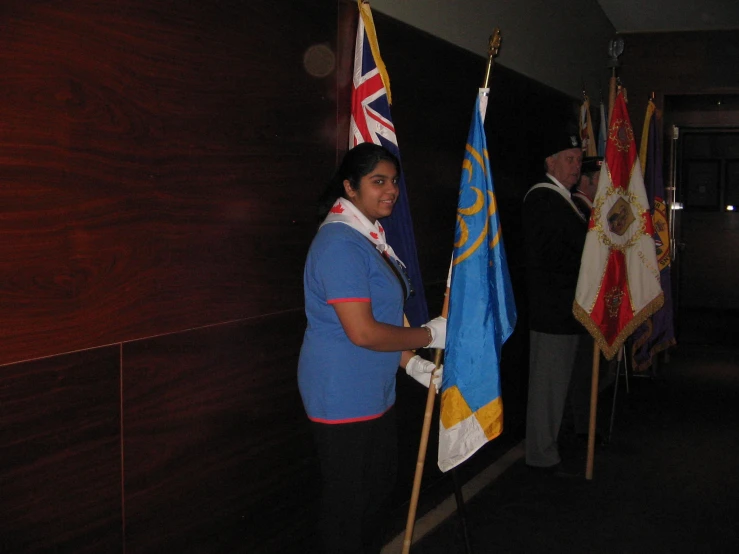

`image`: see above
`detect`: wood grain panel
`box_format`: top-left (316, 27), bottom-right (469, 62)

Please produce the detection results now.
top-left (0, 347), bottom-right (122, 553)
top-left (0, 0), bottom-right (337, 366)
top-left (122, 312), bottom-right (318, 553)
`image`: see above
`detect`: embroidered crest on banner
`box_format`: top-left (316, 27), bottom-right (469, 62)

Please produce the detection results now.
top-left (607, 197), bottom-right (636, 236)
top-left (604, 286), bottom-right (624, 318)
top-left (609, 118), bottom-right (635, 153)
top-left (592, 187), bottom-right (648, 252)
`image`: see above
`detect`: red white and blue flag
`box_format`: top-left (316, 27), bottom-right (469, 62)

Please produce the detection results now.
top-left (350, 0), bottom-right (428, 326)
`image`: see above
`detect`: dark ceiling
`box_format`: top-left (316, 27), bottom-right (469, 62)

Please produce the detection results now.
top-left (597, 0), bottom-right (739, 33)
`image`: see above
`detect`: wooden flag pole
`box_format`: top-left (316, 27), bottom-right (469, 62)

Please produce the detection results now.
top-left (606, 37), bottom-right (623, 122)
top-left (585, 343), bottom-right (602, 480)
top-left (585, 36), bottom-right (624, 481)
top-left (402, 290), bottom-right (450, 554)
top-left (401, 30), bottom-right (502, 553)
top-left (607, 68), bottom-right (617, 123)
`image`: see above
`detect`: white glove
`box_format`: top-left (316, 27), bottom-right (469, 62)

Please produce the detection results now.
top-left (422, 316), bottom-right (447, 349)
top-left (405, 355), bottom-right (443, 393)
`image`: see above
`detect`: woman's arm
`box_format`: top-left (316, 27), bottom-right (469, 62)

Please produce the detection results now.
top-left (332, 301), bottom-right (432, 352)
top-left (399, 350), bottom-right (417, 369)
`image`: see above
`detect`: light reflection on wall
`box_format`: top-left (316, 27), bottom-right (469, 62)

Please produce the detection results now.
top-left (303, 44), bottom-right (335, 78)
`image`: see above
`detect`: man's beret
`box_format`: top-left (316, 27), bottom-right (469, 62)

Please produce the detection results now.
top-left (546, 127), bottom-right (582, 158)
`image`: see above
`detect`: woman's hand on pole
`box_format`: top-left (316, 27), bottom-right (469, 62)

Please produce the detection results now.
top-left (405, 355), bottom-right (443, 392)
top-left (422, 316), bottom-right (447, 349)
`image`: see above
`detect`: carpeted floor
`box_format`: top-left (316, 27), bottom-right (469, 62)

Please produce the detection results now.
top-left (397, 332), bottom-right (739, 553)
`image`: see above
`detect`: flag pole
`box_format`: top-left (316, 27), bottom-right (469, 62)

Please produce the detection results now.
top-left (585, 343), bottom-right (602, 480)
top-left (606, 37), bottom-right (623, 121)
top-left (482, 28), bottom-right (501, 89)
top-left (607, 69), bottom-right (617, 122)
top-left (401, 29), bottom-right (502, 554)
top-left (584, 37), bottom-right (624, 480)
top-left (402, 293), bottom-right (449, 554)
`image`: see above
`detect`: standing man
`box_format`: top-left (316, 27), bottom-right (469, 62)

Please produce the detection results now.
top-left (522, 129), bottom-right (590, 471)
top-left (572, 156), bottom-right (603, 220)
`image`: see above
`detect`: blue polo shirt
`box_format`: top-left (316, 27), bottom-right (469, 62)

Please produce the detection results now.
top-left (298, 223), bottom-right (408, 423)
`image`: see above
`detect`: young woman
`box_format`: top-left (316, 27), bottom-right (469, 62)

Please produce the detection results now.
top-left (298, 143), bottom-right (446, 553)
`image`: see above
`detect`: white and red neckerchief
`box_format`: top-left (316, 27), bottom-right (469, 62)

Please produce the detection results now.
top-left (320, 197), bottom-right (405, 268)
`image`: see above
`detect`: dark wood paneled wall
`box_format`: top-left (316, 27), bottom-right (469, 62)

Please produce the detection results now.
top-left (0, 348), bottom-right (122, 553)
top-left (0, 0), bottom-right (337, 366)
top-left (1, 0), bottom-right (334, 551)
top-left (122, 314), bottom-right (316, 553)
top-left (1, 1), bottom-right (578, 552)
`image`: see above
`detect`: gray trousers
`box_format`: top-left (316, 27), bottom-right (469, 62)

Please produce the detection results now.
top-left (525, 331), bottom-right (591, 467)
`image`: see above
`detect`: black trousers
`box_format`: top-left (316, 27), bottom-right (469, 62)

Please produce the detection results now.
top-left (310, 407), bottom-right (398, 554)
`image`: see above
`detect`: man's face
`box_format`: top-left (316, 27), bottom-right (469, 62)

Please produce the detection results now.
top-left (547, 148), bottom-right (582, 189)
top-left (579, 170), bottom-right (600, 201)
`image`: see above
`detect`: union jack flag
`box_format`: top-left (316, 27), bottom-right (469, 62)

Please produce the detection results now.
top-left (350, 1), bottom-right (428, 326)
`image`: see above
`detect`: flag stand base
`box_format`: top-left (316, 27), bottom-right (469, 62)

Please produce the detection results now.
top-left (451, 468), bottom-right (474, 554)
top-left (609, 345), bottom-right (631, 441)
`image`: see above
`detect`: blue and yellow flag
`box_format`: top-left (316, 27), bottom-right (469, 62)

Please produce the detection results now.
top-left (438, 91), bottom-right (517, 472)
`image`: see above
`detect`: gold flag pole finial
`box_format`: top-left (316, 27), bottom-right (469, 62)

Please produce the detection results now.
top-left (482, 29), bottom-right (501, 89)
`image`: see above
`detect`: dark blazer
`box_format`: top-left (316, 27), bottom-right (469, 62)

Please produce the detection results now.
top-left (522, 179), bottom-right (588, 334)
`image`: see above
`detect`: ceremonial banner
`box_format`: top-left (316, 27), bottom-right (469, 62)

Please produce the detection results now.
top-left (573, 90), bottom-right (664, 360)
top-left (350, 0), bottom-right (428, 325)
top-left (630, 99), bottom-right (676, 371)
top-left (580, 95), bottom-right (597, 157)
top-left (438, 91), bottom-right (517, 472)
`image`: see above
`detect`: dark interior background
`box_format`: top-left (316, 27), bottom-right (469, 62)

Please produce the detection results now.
top-left (1, 2), bottom-right (737, 552)
top-left (618, 31), bottom-right (739, 334)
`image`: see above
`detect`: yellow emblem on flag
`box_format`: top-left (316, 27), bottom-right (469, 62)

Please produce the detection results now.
top-left (454, 145), bottom-right (499, 265)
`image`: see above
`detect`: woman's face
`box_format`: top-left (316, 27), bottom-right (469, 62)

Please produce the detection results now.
top-left (344, 160), bottom-right (399, 223)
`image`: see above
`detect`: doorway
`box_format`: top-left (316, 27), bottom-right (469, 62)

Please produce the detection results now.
top-left (665, 94), bottom-right (739, 345)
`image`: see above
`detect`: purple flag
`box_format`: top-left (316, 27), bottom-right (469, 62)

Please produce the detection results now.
top-left (630, 99), bottom-right (676, 371)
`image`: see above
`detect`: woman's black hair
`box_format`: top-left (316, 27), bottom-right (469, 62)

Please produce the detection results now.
top-left (317, 143), bottom-right (400, 221)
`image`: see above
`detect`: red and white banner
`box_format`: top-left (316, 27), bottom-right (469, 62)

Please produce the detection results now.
top-left (573, 90), bottom-right (664, 360)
